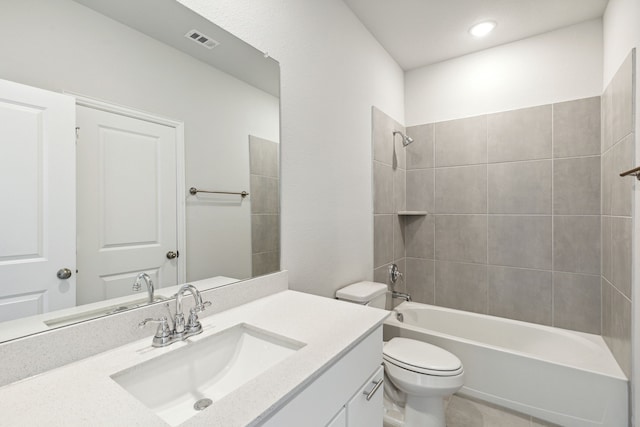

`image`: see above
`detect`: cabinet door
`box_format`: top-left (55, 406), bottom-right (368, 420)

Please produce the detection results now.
top-left (326, 407), bottom-right (346, 427)
top-left (347, 365), bottom-right (384, 427)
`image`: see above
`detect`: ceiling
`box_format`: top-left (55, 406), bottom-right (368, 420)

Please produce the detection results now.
top-left (343, 0), bottom-right (609, 71)
top-left (74, 0), bottom-right (279, 97)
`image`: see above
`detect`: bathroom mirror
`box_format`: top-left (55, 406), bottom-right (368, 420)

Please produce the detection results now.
top-left (0, 0), bottom-right (280, 342)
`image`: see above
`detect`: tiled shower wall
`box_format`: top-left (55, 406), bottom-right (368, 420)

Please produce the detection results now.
top-left (249, 135), bottom-right (280, 277)
top-left (601, 51), bottom-right (635, 377)
top-left (373, 97), bottom-right (604, 335)
top-left (372, 108), bottom-right (407, 289)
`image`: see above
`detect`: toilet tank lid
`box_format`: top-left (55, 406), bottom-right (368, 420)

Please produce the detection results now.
top-left (336, 281), bottom-right (388, 303)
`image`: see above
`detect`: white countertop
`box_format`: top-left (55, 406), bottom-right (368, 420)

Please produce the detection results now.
top-left (0, 290), bottom-right (387, 427)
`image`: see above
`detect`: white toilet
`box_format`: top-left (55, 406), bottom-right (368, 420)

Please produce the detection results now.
top-left (336, 281), bottom-right (464, 427)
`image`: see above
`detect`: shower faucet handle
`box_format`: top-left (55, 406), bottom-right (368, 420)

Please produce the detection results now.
top-left (389, 263), bottom-right (403, 285)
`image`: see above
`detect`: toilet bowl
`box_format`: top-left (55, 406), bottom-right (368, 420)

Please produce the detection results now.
top-left (384, 337), bottom-right (464, 427)
top-left (336, 281), bottom-right (464, 427)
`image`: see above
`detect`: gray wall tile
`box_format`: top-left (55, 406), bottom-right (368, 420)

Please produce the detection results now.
top-left (405, 215), bottom-right (434, 259)
top-left (406, 124), bottom-right (434, 169)
top-left (611, 134), bottom-right (633, 217)
top-left (553, 272), bottom-right (600, 334)
top-left (374, 214), bottom-right (393, 268)
top-left (611, 217), bottom-right (632, 299)
top-left (602, 279), bottom-right (613, 345)
top-left (373, 161), bottom-right (393, 214)
top-left (553, 216), bottom-right (600, 275)
top-left (487, 160), bottom-right (551, 214)
top-left (394, 215), bottom-right (405, 261)
top-left (393, 135), bottom-right (407, 170)
top-left (435, 116), bottom-right (487, 167)
top-left (601, 84), bottom-right (613, 153)
top-left (601, 148), bottom-right (614, 215)
top-left (488, 266), bottom-right (552, 325)
top-left (603, 279), bottom-right (631, 378)
top-left (487, 105), bottom-right (552, 163)
top-left (406, 169), bottom-right (434, 212)
top-left (405, 258), bottom-right (435, 304)
top-left (553, 97), bottom-right (601, 158)
top-left (435, 165), bottom-right (487, 214)
top-left (553, 156), bottom-right (601, 215)
top-left (435, 261), bottom-right (487, 313)
top-left (612, 51), bottom-right (634, 143)
top-left (252, 251), bottom-right (280, 277)
top-left (600, 52), bottom-right (634, 377)
top-left (249, 135), bottom-right (279, 178)
top-left (250, 175), bottom-right (279, 214)
top-left (394, 168), bottom-right (406, 212)
top-left (601, 216), bottom-right (612, 283)
top-left (610, 287), bottom-right (632, 378)
top-left (251, 214), bottom-right (279, 253)
top-left (488, 216), bottom-right (552, 269)
top-left (435, 215), bottom-right (487, 263)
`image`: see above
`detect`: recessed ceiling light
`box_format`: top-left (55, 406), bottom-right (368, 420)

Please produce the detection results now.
top-left (469, 21), bottom-right (496, 38)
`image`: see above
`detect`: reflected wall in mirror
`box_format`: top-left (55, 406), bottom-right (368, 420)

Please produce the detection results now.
top-left (0, 0), bottom-right (280, 342)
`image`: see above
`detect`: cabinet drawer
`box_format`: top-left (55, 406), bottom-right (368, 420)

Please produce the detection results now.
top-left (347, 365), bottom-right (384, 427)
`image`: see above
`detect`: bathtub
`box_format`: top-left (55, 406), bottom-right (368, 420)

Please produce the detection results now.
top-left (383, 302), bottom-right (628, 426)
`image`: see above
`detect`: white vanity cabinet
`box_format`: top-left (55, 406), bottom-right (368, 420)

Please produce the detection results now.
top-left (260, 326), bottom-right (384, 427)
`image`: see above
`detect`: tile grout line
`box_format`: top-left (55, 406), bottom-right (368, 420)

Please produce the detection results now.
top-left (432, 123), bottom-right (437, 304)
top-left (551, 104), bottom-right (555, 328)
top-left (485, 114), bottom-right (489, 315)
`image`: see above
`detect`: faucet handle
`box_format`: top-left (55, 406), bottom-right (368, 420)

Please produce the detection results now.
top-left (139, 316), bottom-right (173, 347)
top-left (139, 317), bottom-right (170, 336)
top-left (185, 301), bottom-right (210, 333)
top-left (195, 300), bottom-right (212, 313)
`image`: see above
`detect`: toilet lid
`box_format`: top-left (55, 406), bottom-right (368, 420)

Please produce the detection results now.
top-left (383, 338), bottom-right (463, 376)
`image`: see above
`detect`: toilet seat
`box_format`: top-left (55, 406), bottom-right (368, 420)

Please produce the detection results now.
top-left (383, 338), bottom-right (463, 377)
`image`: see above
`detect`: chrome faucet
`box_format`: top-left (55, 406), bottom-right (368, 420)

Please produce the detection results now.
top-left (132, 272), bottom-right (154, 303)
top-left (174, 284), bottom-right (208, 338)
top-left (139, 283), bottom-right (211, 347)
top-left (388, 264), bottom-right (412, 302)
top-left (391, 291), bottom-right (412, 302)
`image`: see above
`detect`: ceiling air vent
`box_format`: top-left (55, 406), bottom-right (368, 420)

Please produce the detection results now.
top-left (184, 30), bottom-right (219, 50)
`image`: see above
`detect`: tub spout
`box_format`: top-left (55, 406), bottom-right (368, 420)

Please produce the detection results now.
top-left (392, 291), bottom-right (412, 302)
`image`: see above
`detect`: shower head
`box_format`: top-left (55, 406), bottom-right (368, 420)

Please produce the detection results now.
top-left (393, 130), bottom-right (414, 147)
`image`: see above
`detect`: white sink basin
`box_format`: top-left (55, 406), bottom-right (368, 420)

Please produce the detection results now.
top-left (111, 323), bottom-right (305, 426)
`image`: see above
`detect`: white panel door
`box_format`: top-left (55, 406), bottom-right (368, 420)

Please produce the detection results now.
top-left (0, 79), bottom-right (76, 322)
top-left (76, 105), bottom-right (178, 305)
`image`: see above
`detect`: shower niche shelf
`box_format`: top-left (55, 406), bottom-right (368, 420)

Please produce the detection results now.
top-left (397, 211), bottom-right (428, 216)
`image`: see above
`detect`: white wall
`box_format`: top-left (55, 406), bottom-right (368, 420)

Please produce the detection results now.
top-left (178, 0), bottom-right (405, 297)
top-left (603, 1), bottom-right (640, 425)
top-left (0, 0), bottom-right (279, 283)
top-left (405, 19), bottom-right (603, 125)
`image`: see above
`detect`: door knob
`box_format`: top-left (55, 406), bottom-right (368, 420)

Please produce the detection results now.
top-left (57, 268), bottom-right (72, 279)
top-left (166, 251), bottom-right (179, 260)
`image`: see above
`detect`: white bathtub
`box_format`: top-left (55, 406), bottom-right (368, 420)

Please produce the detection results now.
top-left (383, 302), bottom-right (628, 426)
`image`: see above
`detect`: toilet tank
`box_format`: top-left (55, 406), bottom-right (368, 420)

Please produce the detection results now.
top-left (335, 281), bottom-right (388, 309)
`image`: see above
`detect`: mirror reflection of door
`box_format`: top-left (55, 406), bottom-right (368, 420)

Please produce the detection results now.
top-left (0, 79), bottom-right (76, 321)
top-left (76, 103), bottom-right (184, 304)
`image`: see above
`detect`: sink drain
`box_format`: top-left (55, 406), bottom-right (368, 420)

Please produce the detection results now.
top-left (193, 398), bottom-right (213, 411)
